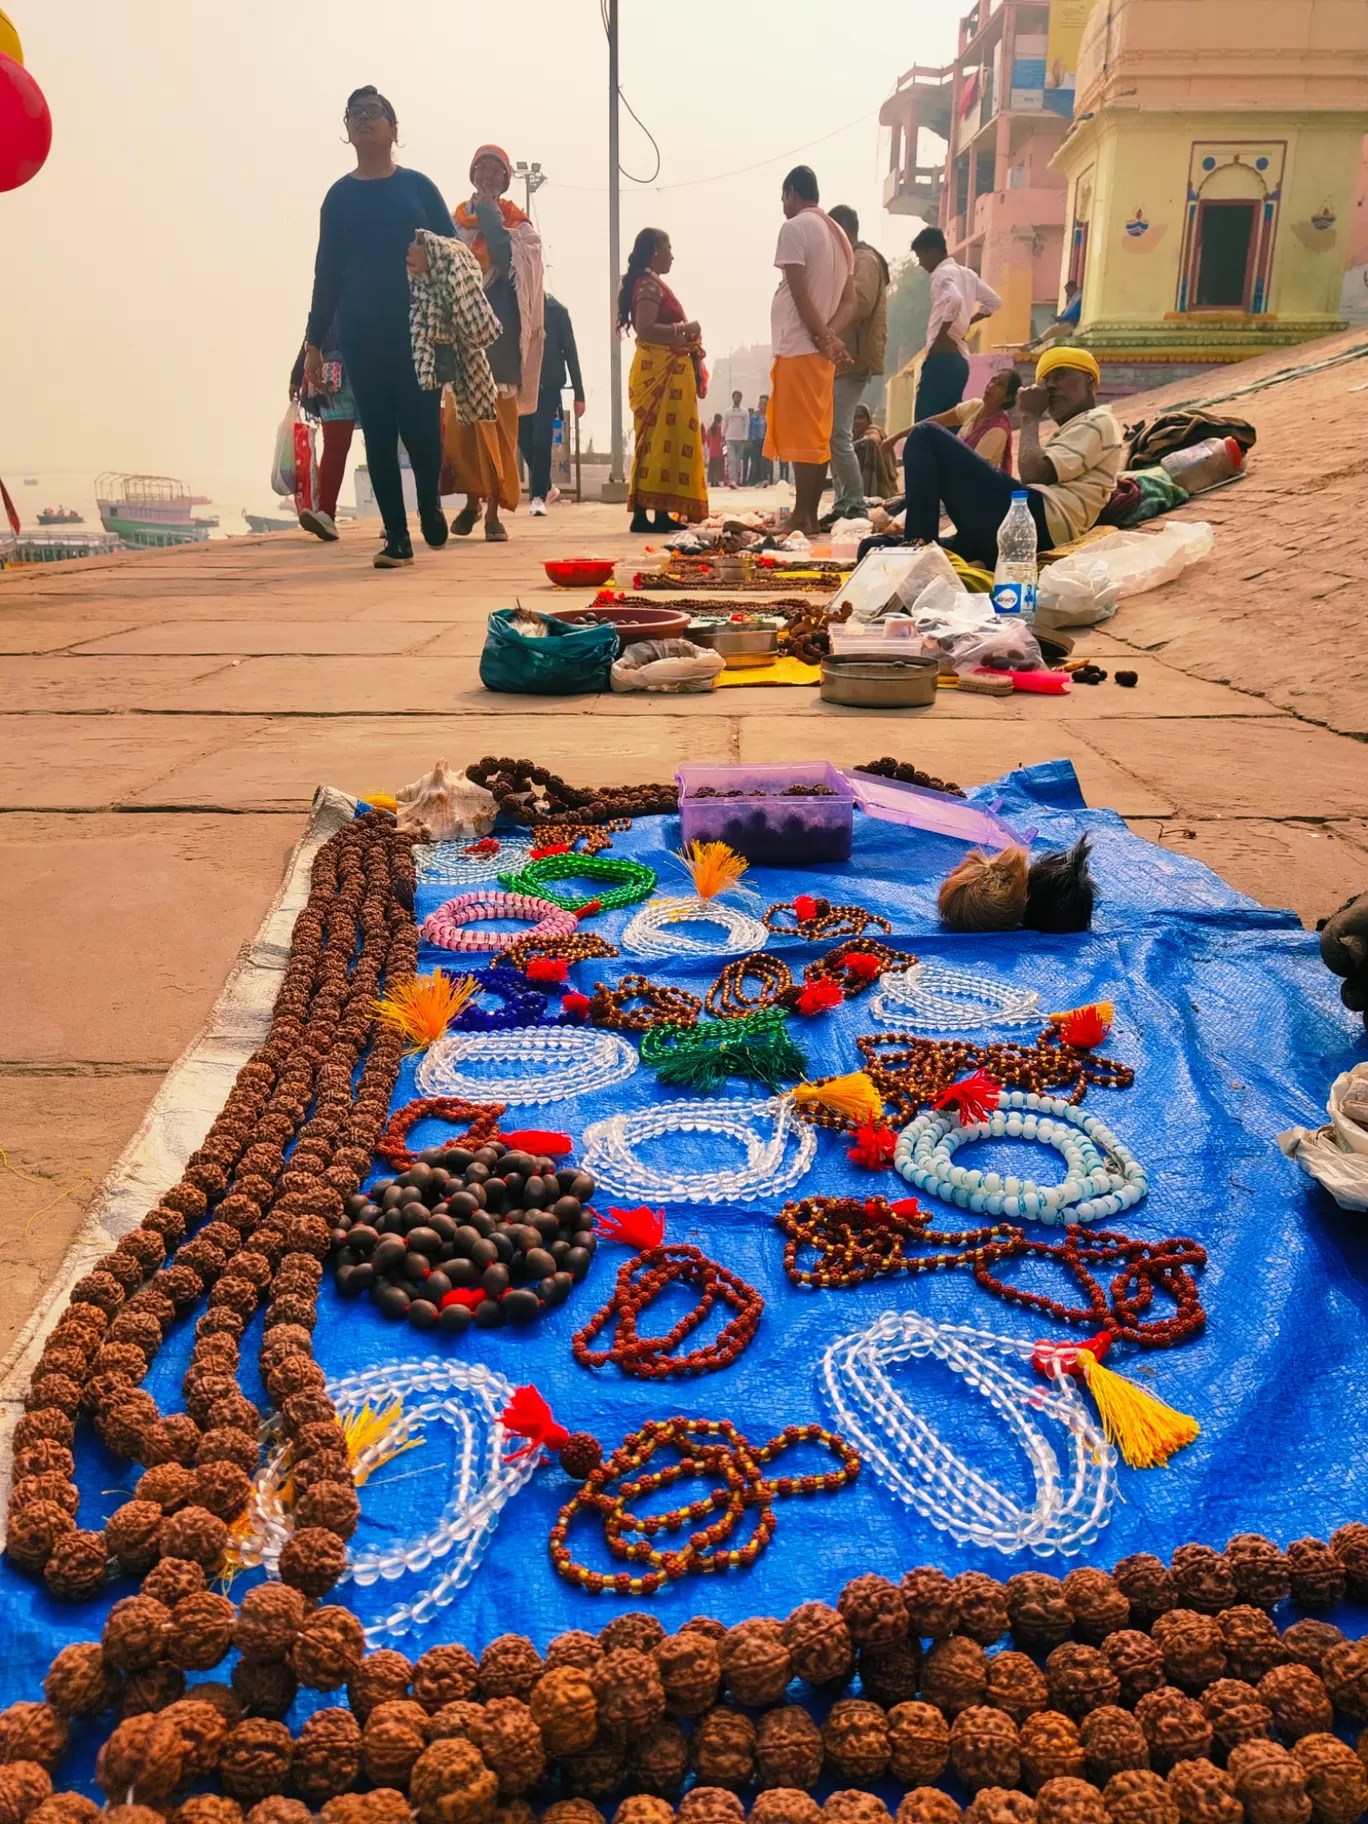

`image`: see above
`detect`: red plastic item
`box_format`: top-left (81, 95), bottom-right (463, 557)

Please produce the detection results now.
top-left (544, 559), bottom-right (617, 587)
top-left (1007, 670), bottom-right (1072, 694)
top-left (0, 55), bottom-right (51, 194)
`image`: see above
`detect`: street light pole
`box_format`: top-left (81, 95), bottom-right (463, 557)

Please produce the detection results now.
top-left (606, 0), bottom-right (626, 492)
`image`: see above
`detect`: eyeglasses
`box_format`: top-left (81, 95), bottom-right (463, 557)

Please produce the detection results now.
top-left (346, 102), bottom-right (389, 123)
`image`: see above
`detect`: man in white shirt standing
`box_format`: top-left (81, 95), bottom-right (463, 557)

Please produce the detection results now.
top-left (912, 225), bottom-right (1002, 421)
top-left (762, 165), bottom-right (856, 536)
top-left (722, 391), bottom-right (751, 489)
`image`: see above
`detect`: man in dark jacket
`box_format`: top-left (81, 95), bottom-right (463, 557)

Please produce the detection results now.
top-left (518, 294), bottom-right (585, 514)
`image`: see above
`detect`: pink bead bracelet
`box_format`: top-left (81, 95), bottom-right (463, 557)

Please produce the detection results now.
top-left (420, 891), bottom-right (580, 955)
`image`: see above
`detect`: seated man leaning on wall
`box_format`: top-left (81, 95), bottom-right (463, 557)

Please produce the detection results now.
top-left (894, 346), bottom-right (1121, 566)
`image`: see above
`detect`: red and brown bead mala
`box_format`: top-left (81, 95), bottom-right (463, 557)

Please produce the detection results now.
top-left (550, 1415), bottom-right (862, 1594)
top-left (571, 1244), bottom-right (764, 1380)
top-left (856, 1028), bottom-right (1135, 1125)
top-left (776, 1193), bottom-right (1206, 1350)
top-left (704, 943), bottom-right (915, 1023)
top-left (373, 1097), bottom-right (507, 1171)
top-left (587, 973), bottom-right (703, 1032)
top-left (764, 897), bottom-right (893, 943)
top-left (531, 818), bottom-right (630, 856)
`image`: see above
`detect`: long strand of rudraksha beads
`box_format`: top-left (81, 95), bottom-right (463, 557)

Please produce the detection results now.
top-left (7, 811), bottom-right (415, 1605)
top-left (854, 1028), bottom-right (1134, 1126)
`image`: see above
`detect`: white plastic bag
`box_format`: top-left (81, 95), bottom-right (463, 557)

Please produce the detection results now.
top-left (1060, 522), bottom-right (1213, 599)
top-left (1036, 556), bottom-right (1121, 628)
top-left (834, 545), bottom-right (965, 624)
top-left (271, 404), bottom-right (303, 497)
top-left (610, 638), bottom-right (724, 694)
top-left (1278, 1063), bottom-right (1368, 1210)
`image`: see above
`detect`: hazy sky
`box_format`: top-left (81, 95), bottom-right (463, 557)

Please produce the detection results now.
top-left (2, 0), bottom-right (962, 488)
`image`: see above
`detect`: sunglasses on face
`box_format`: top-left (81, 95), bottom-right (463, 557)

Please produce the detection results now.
top-left (347, 103), bottom-right (389, 122)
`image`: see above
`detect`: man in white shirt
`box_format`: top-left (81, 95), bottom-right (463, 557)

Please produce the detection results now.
top-left (911, 224), bottom-right (1002, 420)
top-left (762, 164), bottom-right (856, 536)
top-left (722, 391), bottom-right (751, 488)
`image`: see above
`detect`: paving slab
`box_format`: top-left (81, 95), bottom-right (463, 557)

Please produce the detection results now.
top-left (1080, 717), bottom-right (1368, 818)
top-left (1125, 817), bottom-right (1368, 929)
top-left (0, 714), bottom-right (271, 809)
top-left (736, 719), bottom-right (1173, 815)
top-left (0, 813), bottom-right (292, 1064)
top-left (0, 618), bottom-right (147, 654)
top-left (122, 714), bottom-right (736, 809)
top-left (67, 620), bottom-right (457, 656)
top-left (0, 1075), bottom-right (162, 1360)
top-left (0, 656), bottom-right (237, 711)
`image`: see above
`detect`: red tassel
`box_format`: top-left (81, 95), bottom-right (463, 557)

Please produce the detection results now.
top-left (574, 898), bottom-right (603, 920)
top-left (499, 1129), bottom-right (574, 1156)
top-left (1033, 1329), bottom-right (1113, 1379)
top-left (500, 1385), bottom-right (571, 1462)
top-left (525, 956), bottom-right (570, 985)
top-left (793, 894), bottom-right (822, 922)
top-left (440, 1287), bottom-right (486, 1311)
top-left (561, 991), bottom-right (591, 1021)
top-left (847, 1121), bottom-right (898, 1170)
top-left (1050, 1002), bottom-right (1114, 1049)
top-left (840, 950), bottom-right (883, 983)
top-left (530, 842), bottom-right (571, 861)
top-left (594, 1205), bottom-right (666, 1249)
top-left (796, 977), bottom-right (844, 1015)
top-left (932, 1068), bottom-right (1001, 1126)
top-left (465, 837), bottom-right (500, 857)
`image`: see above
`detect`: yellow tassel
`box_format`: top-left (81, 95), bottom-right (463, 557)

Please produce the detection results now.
top-left (373, 971), bottom-right (479, 1053)
top-left (367, 792), bottom-right (398, 813)
top-left (341, 1397), bottom-right (424, 1487)
top-left (670, 840), bottom-right (754, 902)
top-left (1079, 1352), bottom-right (1200, 1469)
top-left (792, 1070), bottom-right (885, 1126)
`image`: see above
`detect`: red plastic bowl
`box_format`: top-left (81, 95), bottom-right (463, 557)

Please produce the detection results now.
top-left (544, 558), bottom-right (618, 587)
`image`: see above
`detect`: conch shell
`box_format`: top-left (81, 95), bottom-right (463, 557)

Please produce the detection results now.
top-left (393, 759), bottom-right (498, 842)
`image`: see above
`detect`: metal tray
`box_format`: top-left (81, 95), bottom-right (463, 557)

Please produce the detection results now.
top-left (687, 625), bottom-right (780, 667)
top-left (820, 654), bottom-right (939, 707)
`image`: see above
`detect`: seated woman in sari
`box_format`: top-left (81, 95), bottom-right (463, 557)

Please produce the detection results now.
top-left (618, 228), bottom-right (708, 533)
top-left (883, 367), bottom-right (1021, 475)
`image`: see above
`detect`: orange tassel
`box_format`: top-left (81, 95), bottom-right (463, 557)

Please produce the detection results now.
top-left (1036, 1332), bottom-right (1199, 1470)
top-left (792, 1071), bottom-right (884, 1126)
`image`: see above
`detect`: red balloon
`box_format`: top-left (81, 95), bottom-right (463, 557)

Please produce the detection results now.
top-left (0, 52), bottom-right (50, 192)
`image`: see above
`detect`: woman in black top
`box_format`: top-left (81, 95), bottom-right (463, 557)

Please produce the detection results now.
top-left (304, 87), bottom-right (453, 568)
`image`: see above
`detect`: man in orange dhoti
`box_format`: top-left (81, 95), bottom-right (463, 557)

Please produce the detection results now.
top-left (762, 165), bottom-right (855, 537)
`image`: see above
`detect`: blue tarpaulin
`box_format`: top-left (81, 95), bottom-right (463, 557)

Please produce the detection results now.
top-left (3, 761), bottom-right (1365, 1785)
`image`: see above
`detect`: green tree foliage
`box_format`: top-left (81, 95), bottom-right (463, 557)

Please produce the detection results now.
top-left (885, 258), bottom-right (931, 374)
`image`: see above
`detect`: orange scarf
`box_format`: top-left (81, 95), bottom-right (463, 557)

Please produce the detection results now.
top-left (453, 196), bottom-right (531, 271)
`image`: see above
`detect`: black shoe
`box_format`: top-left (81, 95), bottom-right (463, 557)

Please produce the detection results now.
top-left (374, 537), bottom-right (414, 568)
top-left (651, 512), bottom-right (680, 531)
top-left (450, 503), bottom-right (479, 537)
top-left (420, 505), bottom-right (449, 549)
top-left (630, 510), bottom-right (653, 533)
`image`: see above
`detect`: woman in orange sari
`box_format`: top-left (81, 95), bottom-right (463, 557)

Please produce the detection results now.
top-left (443, 144), bottom-right (545, 542)
top-left (618, 228), bottom-right (708, 533)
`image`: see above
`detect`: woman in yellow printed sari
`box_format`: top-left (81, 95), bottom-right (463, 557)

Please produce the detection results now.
top-left (618, 228), bottom-right (708, 533)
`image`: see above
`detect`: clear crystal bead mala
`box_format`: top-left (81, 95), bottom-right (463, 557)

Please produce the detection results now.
top-left (871, 960), bottom-right (1044, 1029)
top-left (414, 836), bottom-right (535, 887)
top-left (580, 1096), bottom-right (816, 1204)
top-left (622, 896), bottom-right (770, 960)
top-left (820, 1310), bottom-right (1117, 1557)
top-left (894, 1089), bottom-right (1148, 1223)
top-left (416, 1027), bottom-right (639, 1105)
top-left (237, 1360), bottom-right (538, 1644)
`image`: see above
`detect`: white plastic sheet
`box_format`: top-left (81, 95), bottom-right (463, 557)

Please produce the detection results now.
top-left (1278, 1063), bottom-right (1368, 1210)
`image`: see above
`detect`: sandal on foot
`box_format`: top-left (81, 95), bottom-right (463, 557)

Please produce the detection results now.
top-left (450, 504), bottom-right (479, 537)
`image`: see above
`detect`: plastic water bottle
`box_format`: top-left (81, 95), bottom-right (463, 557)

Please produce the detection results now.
top-left (993, 492), bottom-right (1038, 619)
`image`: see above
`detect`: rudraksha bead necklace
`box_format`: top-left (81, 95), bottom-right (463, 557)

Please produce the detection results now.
top-left (776, 1194), bottom-right (1207, 1349)
top-left (705, 952), bottom-right (795, 1018)
top-left (571, 1243), bottom-right (764, 1379)
top-left (531, 817), bottom-right (630, 855)
top-left (374, 1097), bottom-right (507, 1170)
top-left (549, 1415), bottom-right (861, 1594)
top-left (856, 1027), bottom-right (1135, 1126)
top-left (500, 930), bottom-right (619, 973)
top-left (465, 756), bottom-right (678, 825)
top-left (764, 896), bottom-right (893, 942)
top-left (587, 973), bottom-right (703, 1031)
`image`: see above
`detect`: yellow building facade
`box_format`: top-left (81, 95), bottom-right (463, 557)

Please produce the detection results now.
top-left (1053, 0), bottom-right (1368, 364)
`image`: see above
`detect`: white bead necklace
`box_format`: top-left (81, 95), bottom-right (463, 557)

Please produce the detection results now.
top-left (871, 960), bottom-right (1043, 1029)
top-left (821, 1310), bottom-right (1117, 1558)
top-left (580, 1095), bottom-right (816, 1204)
top-left (416, 1028), bottom-right (638, 1105)
top-left (240, 1360), bottom-right (536, 1644)
top-left (622, 895), bottom-right (770, 960)
top-left (893, 1089), bottom-right (1148, 1224)
top-left (414, 836), bottom-right (534, 887)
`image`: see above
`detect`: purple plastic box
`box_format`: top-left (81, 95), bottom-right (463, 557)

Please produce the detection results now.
top-left (676, 762), bottom-right (855, 865)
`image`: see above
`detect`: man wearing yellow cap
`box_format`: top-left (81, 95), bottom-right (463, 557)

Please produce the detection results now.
top-left (891, 343), bottom-right (1121, 565)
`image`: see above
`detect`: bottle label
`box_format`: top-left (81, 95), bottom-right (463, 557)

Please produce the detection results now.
top-left (992, 580), bottom-right (1037, 617)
